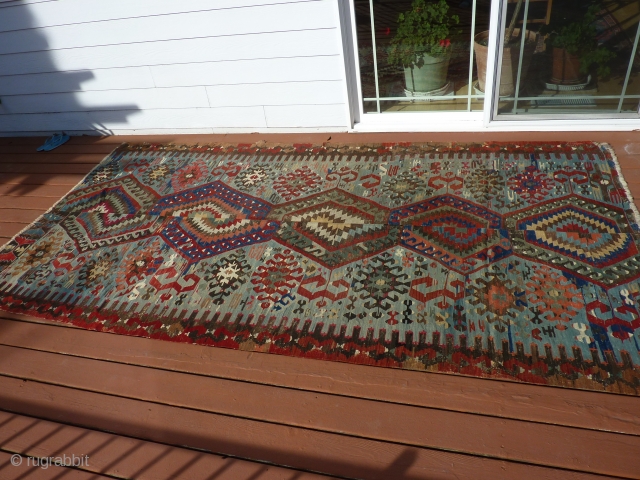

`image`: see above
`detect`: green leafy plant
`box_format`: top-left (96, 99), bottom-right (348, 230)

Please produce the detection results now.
top-left (540, 3), bottom-right (615, 76)
top-left (387, 0), bottom-right (459, 67)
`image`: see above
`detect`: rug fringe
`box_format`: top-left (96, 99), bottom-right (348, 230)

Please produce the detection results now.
top-left (598, 142), bottom-right (640, 231)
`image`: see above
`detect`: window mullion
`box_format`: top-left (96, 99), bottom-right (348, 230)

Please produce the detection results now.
top-left (483, 0), bottom-right (506, 125)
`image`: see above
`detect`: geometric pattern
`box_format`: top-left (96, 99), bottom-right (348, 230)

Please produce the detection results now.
top-left (389, 195), bottom-right (502, 227)
top-left (2, 141), bottom-right (640, 395)
top-left (393, 196), bottom-right (509, 274)
top-left (507, 196), bottom-right (640, 285)
top-left (269, 189), bottom-right (397, 268)
top-left (58, 175), bottom-right (160, 252)
top-left (402, 226), bottom-right (511, 274)
top-left (150, 181), bottom-right (271, 219)
top-left (161, 217), bottom-right (280, 263)
top-left (150, 181), bottom-right (276, 262)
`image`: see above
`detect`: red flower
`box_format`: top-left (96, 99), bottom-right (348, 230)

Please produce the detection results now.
top-left (439, 39), bottom-right (451, 48)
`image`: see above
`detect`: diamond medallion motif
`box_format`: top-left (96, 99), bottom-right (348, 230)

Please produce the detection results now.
top-left (59, 175), bottom-right (160, 252)
top-left (287, 203), bottom-right (389, 251)
top-left (268, 189), bottom-right (398, 268)
top-left (507, 196), bottom-right (640, 284)
top-left (152, 181), bottom-right (277, 262)
top-left (519, 205), bottom-right (635, 268)
top-left (393, 196), bottom-right (510, 274)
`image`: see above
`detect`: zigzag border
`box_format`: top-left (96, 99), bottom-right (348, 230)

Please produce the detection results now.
top-left (0, 292), bottom-right (638, 395)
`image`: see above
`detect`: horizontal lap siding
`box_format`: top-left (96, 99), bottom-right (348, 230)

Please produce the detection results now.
top-left (150, 57), bottom-right (345, 88)
top-left (0, 0), bottom-right (349, 134)
top-left (0, 67), bottom-right (157, 95)
top-left (0, 57), bottom-right (344, 95)
top-left (0, 87), bottom-right (211, 113)
top-left (0, 108), bottom-right (269, 131)
top-left (0, 3), bottom-right (336, 55)
top-left (1, 30), bottom-right (340, 76)
top-left (0, 0), bottom-right (325, 32)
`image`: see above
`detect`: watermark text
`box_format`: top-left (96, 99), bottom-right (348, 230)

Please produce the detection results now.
top-left (10, 453), bottom-right (89, 469)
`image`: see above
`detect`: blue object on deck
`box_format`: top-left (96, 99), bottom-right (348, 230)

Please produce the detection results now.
top-left (37, 133), bottom-right (70, 152)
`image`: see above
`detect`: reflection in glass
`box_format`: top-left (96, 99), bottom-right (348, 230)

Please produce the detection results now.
top-left (355, 0), bottom-right (491, 113)
top-left (495, 0), bottom-right (640, 117)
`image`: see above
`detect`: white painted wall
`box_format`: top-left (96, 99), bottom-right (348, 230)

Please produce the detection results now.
top-left (0, 0), bottom-right (351, 135)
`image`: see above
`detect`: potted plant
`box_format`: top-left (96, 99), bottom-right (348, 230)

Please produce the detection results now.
top-left (474, 0), bottom-right (538, 96)
top-left (387, 0), bottom-right (459, 94)
top-left (540, 3), bottom-right (615, 85)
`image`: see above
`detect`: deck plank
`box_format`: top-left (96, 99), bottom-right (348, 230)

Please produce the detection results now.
top-left (2, 343), bottom-right (638, 476)
top-left (0, 145), bottom-right (118, 155)
top-left (0, 174), bottom-right (86, 186)
top-left (0, 376), bottom-right (615, 480)
top-left (0, 197), bottom-right (60, 210)
top-left (0, 137), bottom-right (49, 146)
top-left (0, 209), bottom-right (45, 223)
top-left (0, 183), bottom-right (78, 197)
top-left (625, 183), bottom-right (640, 198)
top-left (611, 154), bottom-right (640, 169)
top-left (1, 132), bottom-right (636, 147)
top-left (614, 165), bottom-right (640, 183)
top-left (0, 137), bottom-right (115, 147)
top-left (0, 164), bottom-right (96, 175)
top-left (0, 451), bottom-right (113, 480)
top-left (0, 153), bottom-right (105, 164)
top-left (0, 410), bottom-right (333, 480)
top-left (0, 223), bottom-right (28, 239)
top-left (0, 317), bottom-right (638, 437)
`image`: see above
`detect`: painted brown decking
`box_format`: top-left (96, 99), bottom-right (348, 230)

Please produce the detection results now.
top-left (0, 133), bottom-right (639, 480)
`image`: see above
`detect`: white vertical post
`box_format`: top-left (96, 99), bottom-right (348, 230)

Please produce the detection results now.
top-left (336, 0), bottom-right (363, 127)
top-left (512, 0), bottom-right (530, 114)
top-left (618, 20), bottom-right (640, 113)
top-left (483, 0), bottom-right (507, 125)
top-left (467, 0), bottom-right (478, 112)
top-left (368, 0), bottom-right (381, 113)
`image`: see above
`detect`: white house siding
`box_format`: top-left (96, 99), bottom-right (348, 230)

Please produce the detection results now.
top-left (0, 0), bottom-right (351, 135)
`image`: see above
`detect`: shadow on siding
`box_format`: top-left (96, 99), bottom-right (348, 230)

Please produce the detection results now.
top-left (0, 2), bottom-right (140, 135)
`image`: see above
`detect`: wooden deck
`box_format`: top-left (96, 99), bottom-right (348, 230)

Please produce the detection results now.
top-left (1, 132), bottom-right (640, 479)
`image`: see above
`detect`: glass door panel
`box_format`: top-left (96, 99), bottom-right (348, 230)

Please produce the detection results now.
top-left (494, 0), bottom-right (640, 118)
top-left (354, 0), bottom-right (492, 114)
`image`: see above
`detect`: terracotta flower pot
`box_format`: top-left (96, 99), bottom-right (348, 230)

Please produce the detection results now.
top-left (474, 29), bottom-right (537, 97)
top-left (550, 47), bottom-right (587, 85)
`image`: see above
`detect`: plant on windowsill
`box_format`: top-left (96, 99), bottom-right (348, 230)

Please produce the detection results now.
top-left (474, 0), bottom-right (538, 97)
top-left (387, 0), bottom-right (460, 94)
top-left (540, 3), bottom-right (615, 85)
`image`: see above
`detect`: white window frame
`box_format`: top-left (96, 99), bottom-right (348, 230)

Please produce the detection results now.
top-left (342, 0), bottom-right (640, 132)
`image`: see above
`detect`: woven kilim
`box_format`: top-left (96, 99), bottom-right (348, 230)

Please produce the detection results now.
top-left (1, 142), bottom-right (640, 394)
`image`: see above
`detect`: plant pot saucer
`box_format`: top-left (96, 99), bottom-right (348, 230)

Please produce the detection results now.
top-left (545, 75), bottom-right (592, 91)
top-left (534, 83), bottom-right (598, 107)
top-left (404, 80), bottom-right (454, 101)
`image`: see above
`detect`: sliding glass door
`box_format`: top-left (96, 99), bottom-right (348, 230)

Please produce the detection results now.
top-left (355, 0), bottom-right (491, 113)
top-left (352, 0), bottom-right (640, 122)
top-left (494, 0), bottom-right (640, 118)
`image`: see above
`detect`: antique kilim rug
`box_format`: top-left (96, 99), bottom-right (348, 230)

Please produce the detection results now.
top-left (1, 142), bottom-right (640, 394)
